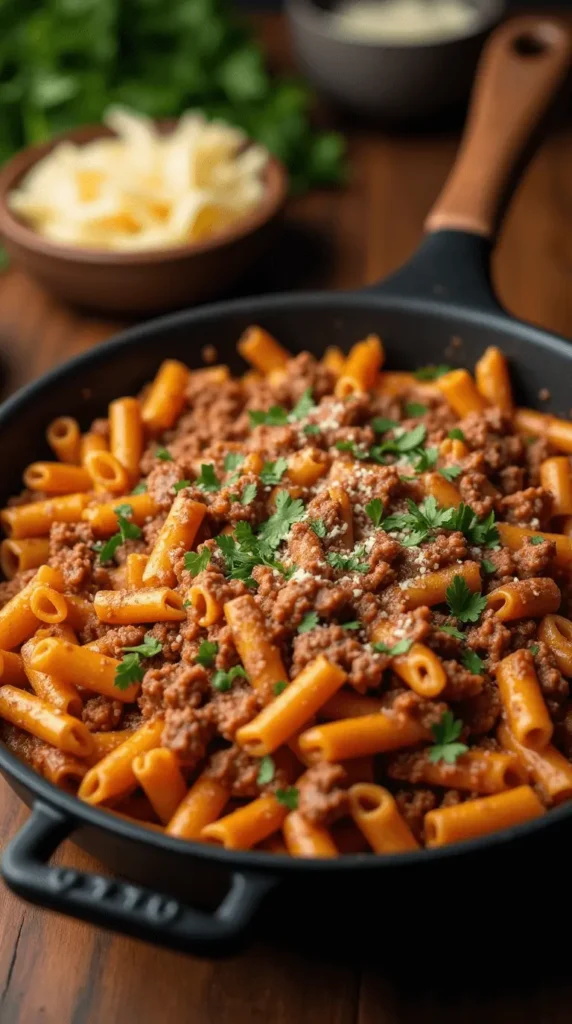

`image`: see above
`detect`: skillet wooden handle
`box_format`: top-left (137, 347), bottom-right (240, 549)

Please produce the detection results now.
top-left (426, 17), bottom-right (572, 238)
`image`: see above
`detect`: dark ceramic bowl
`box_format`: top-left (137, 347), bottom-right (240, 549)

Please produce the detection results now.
top-left (286, 0), bottom-right (505, 120)
top-left (0, 124), bottom-right (288, 316)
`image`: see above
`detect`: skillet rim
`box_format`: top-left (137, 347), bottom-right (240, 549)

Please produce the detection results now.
top-left (2, 284), bottom-right (572, 870)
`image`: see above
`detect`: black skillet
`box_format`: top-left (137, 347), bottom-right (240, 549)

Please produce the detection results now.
top-left (1, 17), bottom-right (572, 958)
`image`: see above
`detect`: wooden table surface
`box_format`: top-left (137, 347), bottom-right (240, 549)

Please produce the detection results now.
top-left (2, 12), bottom-right (572, 1023)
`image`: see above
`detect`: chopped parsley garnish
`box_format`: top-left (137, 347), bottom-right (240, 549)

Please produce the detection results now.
top-left (365, 498), bottom-right (383, 528)
top-left (372, 638), bottom-right (413, 657)
top-left (439, 465), bottom-right (462, 482)
top-left (114, 653), bottom-right (144, 690)
top-left (447, 504), bottom-right (500, 549)
top-left (196, 463), bottom-right (220, 492)
top-left (260, 457), bottom-right (288, 486)
top-left (461, 649), bottom-right (485, 674)
top-left (405, 402), bottom-right (427, 418)
top-left (446, 575), bottom-right (487, 623)
top-left (448, 428), bottom-right (465, 441)
top-left (131, 481), bottom-right (147, 495)
top-left (235, 482), bottom-right (257, 506)
top-left (530, 536), bottom-right (544, 545)
top-left (173, 479), bottom-right (191, 492)
top-left (304, 424), bottom-right (320, 436)
top-left (155, 447), bottom-right (173, 461)
top-left (384, 423), bottom-right (427, 454)
top-left (257, 755), bottom-right (275, 785)
top-left (336, 424), bottom-right (435, 474)
top-left (413, 447), bottom-right (438, 472)
top-left (481, 558), bottom-right (496, 575)
top-left (184, 548), bottom-right (211, 576)
top-left (439, 624), bottom-right (465, 640)
top-left (273, 681), bottom-right (288, 696)
top-left (275, 787), bottom-right (299, 810)
top-left (371, 417), bottom-right (398, 434)
top-left (211, 665), bottom-right (248, 692)
top-left (414, 364), bottom-right (452, 381)
top-left (249, 405), bottom-right (289, 427)
top-left (96, 504), bottom-right (142, 563)
top-left (342, 621), bottom-right (360, 630)
top-left (224, 452), bottom-right (245, 473)
top-left (327, 547), bottom-right (369, 574)
top-left (335, 439), bottom-right (370, 461)
top-left (530, 644), bottom-right (540, 656)
top-left (383, 496), bottom-right (456, 547)
top-left (123, 634), bottom-right (163, 658)
top-left (196, 640), bottom-right (218, 668)
top-left (258, 491), bottom-right (305, 548)
top-left (309, 518), bottom-right (327, 538)
top-left (298, 611), bottom-right (319, 633)
top-left (216, 521), bottom-right (287, 587)
top-left (428, 711), bottom-right (468, 764)
top-left (290, 388), bottom-right (315, 421)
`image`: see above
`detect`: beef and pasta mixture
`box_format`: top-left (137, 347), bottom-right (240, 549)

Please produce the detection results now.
top-left (2, 328), bottom-right (572, 855)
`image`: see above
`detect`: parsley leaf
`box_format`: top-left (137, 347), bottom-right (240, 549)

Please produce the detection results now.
top-left (115, 652), bottom-right (144, 690)
top-left (196, 464), bottom-right (220, 492)
top-left (439, 465), bottom-right (462, 482)
top-left (96, 534), bottom-right (122, 564)
top-left (238, 482), bottom-right (257, 506)
top-left (290, 388), bottom-right (315, 421)
top-left (413, 447), bottom-right (438, 472)
top-left (258, 491), bottom-right (305, 548)
top-left (96, 504), bottom-right (142, 563)
top-left (414, 365), bottom-right (452, 381)
top-left (481, 558), bottom-right (496, 575)
top-left (371, 417), bottom-right (399, 434)
top-left (447, 503), bottom-right (500, 549)
top-left (131, 481), bottom-right (147, 495)
top-left (327, 547), bottom-right (370, 574)
top-left (260, 457), bottom-right (288, 486)
top-left (387, 423), bottom-right (427, 454)
top-left (304, 424), bottom-right (320, 436)
top-left (461, 649), bottom-right (485, 674)
top-left (439, 624), bottom-right (465, 640)
top-left (173, 479), bottom-right (191, 492)
top-left (530, 536), bottom-right (544, 546)
top-left (184, 548), bottom-right (211, 576)
top-left (273, 681), bottom-right (288, 696)
top-left (372, 638), bottom-right (413, 657)
top-left (335, 439), bottom-right (370, 461)
top-left (365, 498), bottom-right (383, 528)
top-left (224, 453), bottom-right (245, 473)
top-left (428, 711), bottom-right (468, 764)
top-left (309, 518), bottom-right (327, 538)
top-left (196, 640), bottom-right (218, 668)
top-left (448, 428), bottom-right (466, 441)
top-left (405, 402), bottom-right (427, 417)
top-left (342, 621), bottom-right (360, 630)
top-left (211, 665), bottom-right (248, 692)
top-left (249, 405), bottom-right (289, 427)
top-left (298, 611), bottom-right (319, 633)
top-left (275, 787), bottom-right (299, 810)
top-left (216, 522), bottom-right (286, 587)
top-left (257, 755), bottom-right (275, 785)
top-left (123, 634), bottom-right (163, 658)
top-left (155, 447), bottom-right (173, 461)
top-left (446, 575), bottom-right (487, 623)
top-left (383, 496), bottom-right (456, 546)
top-left (530, 644), bottom-right (540, 656)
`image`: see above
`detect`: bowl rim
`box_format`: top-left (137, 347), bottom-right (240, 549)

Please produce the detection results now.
top-left (0, 121), bottom-right (288, 266)
top-left (286, 0), bottom-right (506, 49)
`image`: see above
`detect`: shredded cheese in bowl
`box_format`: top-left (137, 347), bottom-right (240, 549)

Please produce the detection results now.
top-left (8, 107), bottom-right (269, 252)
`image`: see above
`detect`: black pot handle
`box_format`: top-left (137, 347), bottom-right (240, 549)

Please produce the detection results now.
top-left (2, 802), bottom-right (276, 956)
top-left (371, 17), bottom-right (572, 311)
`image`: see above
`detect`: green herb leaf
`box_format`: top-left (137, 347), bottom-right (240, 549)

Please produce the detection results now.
top-left (481, 558), bottom-right (496, 575)
top-left (249, 405), bottom-right (289, 427)
top-left (211, 665), bottom-right (248, 692)
top-left (96, 534), bottom-right (122, 564)
top-left (184, 548), bottom-right (211, 576)
top-left (405, 402), bottom-right (427, 417)
top-left (530, 536), bottom-right (544, 545)
top-left (448, 428), bottom-right (465, 441)
top-left (342, 621), bottom-right (360, 630)
top-left (365, 498), bottom-right (383, 528)
top-left (257, 755), bottom-right (275, 785)
top-left (216, 521), bottom-right (288, 586)
top-left (309, 518), bottom-right (327, 538)
top-left (155, 447), bottom-right (173, 461)
top-left (258, 491), bottom-right (305, 548)
top-left (413, 447), bottom-right (439, 472)
top-left (382, 496), bottom-right (457, 546)
top-left (224, 452), bottom-right (245, 474)
top-left (115, 652), bottom-right (144, 690)
top-left (439, 465), bottom-right (462, 482)
top-left (371, 417), bottom-right (399, 434)
top-left (196, 640), bottom-right (218, 668)
top-left (131, 481), bottom-right (147, 495)
top-left (447, 503), bottom-right (500, 549)
top-left (260, 457), bottom-right (288, 486)
top-left (327, 547), bottom-right (370, 574)
top-left (239, 482), bottom-right (257, 506)
top-left (196, 464), bottom-right (220, 492)
top-left (439, 625), bottom-right (465, 640)
top-left (446, 575), bottom-right (487, 623)
top-left (530, 644), bottom-right (540, 656)
top-left (275, 787), bottom-right (299, 810)
top-left (428, 711), bottom-right (468, 764)
top-left (123, 634), bottom-right (163, 658)
top-left (372, 638), bottom-right (413, 656)
top-left (273, 681), bottom-right (288, 696)
top-left (461, 649), bottom-right (485, 674)
top-left (414, 365), bottom-right (452, 381)
top-left (304, 424), bottom-right (320, 436)
top-left (289, 388), bottom-right (315, 421)
top-left (298, 611), bottom-right (319, 633)
top-left (173, 479), bottom-right (191, 492)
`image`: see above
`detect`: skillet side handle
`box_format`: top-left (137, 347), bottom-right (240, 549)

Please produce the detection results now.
top-left (2, 802), bottom-right (276, 957)
top-left (426, 16), bottom-right (572, 238)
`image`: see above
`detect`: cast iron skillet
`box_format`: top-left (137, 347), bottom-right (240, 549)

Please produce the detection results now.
top-left (1, 17), bottom-right (572, 957)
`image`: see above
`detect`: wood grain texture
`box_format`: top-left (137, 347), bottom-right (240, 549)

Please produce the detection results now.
top-left (2, 10), bottom-right (572, 1022)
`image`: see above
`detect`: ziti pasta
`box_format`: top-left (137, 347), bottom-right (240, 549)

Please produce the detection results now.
top-left (3, 335), bottom-right (572, 854)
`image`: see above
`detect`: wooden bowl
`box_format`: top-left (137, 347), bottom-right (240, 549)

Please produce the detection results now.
top-left (0, 124), bottom-right (288, 315)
